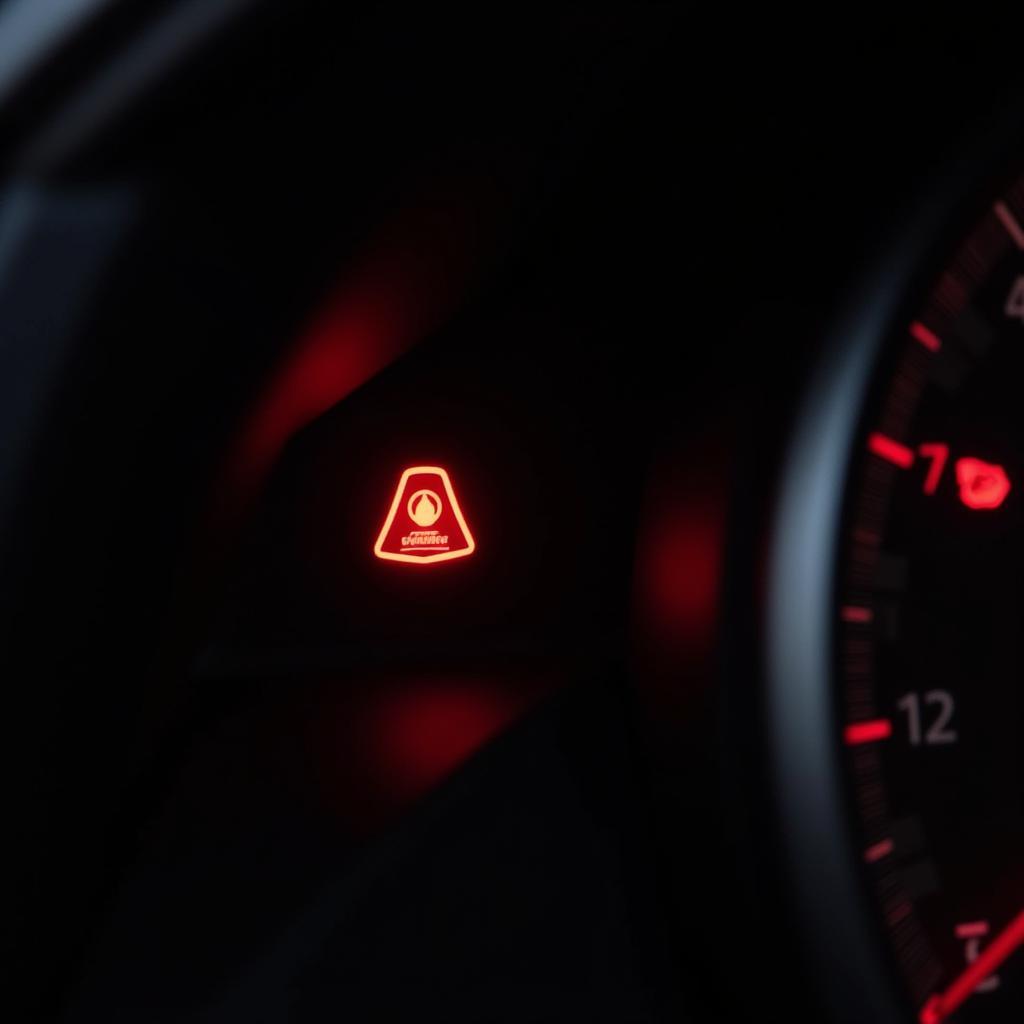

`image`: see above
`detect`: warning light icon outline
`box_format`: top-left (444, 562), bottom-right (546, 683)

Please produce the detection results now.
top-left (955, 456), bottom-right (1012, 510)
top-left (373, 466), bottom-right (476, 565)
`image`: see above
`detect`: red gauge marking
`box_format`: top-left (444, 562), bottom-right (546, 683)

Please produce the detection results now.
top-left (995, 200), bottom-right (1024, 250)
top-left (955, 457), bottom-right (1011, 510)
top-left (888, 902), bottom-right (913, 928)
top-left (853, 528), bottom-right (881, 546)
top-left (911, 321), bottom-right (943, 352)
top-left (841, 605), bottom-right (873, 623)
top-left (920, 909), bottom-right (1024, 1023)
top-left (917, 443), bottom-right (950, 495)
top-left (844, 719), bottom-right (893, 745)
top-left (864, 838), bottom-right (895, 864)
top-left (868, 433), bottom-right (915, 469)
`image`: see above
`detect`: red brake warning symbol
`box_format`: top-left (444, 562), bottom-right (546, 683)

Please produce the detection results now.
top-left (374, 466), bottom-right (476, 564)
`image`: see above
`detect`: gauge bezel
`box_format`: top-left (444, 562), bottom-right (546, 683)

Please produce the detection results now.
top-left (762, 116), bottom-right (1024, 1023)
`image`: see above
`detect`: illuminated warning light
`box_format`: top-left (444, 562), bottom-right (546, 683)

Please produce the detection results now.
top-left (955, 457), bottom-right (1011, 510)
top-left (374, 466), bottom-right (475, 564)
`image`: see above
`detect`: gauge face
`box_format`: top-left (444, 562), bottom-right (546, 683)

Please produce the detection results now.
top-left (839, 172), bottom-right (1024, 1022)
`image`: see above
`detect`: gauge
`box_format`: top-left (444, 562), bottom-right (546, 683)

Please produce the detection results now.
top-left (836, 174), bottom-right (1024, 1024)
top-left (767, 159), bottom-right (1024, 1023)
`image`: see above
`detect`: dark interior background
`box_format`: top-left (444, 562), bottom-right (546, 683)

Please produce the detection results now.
top-left (1, 6), bottom-right (1022, 1021)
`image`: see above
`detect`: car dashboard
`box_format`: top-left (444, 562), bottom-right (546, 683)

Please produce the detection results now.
top-left (1, 6), bottom-right (1023, 1023)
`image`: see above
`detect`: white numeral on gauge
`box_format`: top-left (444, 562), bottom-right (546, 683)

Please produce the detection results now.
top-left (897, 691), bottom-right (958, 746)
top-left (955, 921), bottom-right (1001, 993)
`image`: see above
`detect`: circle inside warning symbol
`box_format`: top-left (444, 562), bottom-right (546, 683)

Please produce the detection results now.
top-left (407, 489), bottom-right (443, 526)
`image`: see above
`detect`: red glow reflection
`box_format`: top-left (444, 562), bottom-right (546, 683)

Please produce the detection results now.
top-left (214, 171), bottom-right (509, 528)
top-left (310, 672), bottom-right (553, 832)
top-left (631, 443), bottom-right (728, 720)
top-left (636, 508), bottom-right (720, 640)
top-left (368, 684), bottom-right (514, 797)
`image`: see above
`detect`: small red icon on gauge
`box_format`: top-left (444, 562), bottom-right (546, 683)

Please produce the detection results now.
top-left (955, 457), bottom-right (1011, 510)
top-left (374, 466), bottom-right (476, 564)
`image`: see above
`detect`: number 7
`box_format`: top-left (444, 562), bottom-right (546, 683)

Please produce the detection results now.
top-left (918, 443), bottom-right (950, 495)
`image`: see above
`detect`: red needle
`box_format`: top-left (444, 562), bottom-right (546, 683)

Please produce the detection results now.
top-left (920, 908), bottom-right (1024, 1023)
